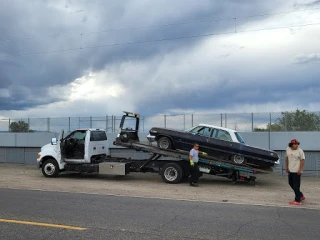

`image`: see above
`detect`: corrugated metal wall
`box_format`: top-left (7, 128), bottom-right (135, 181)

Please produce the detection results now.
top-left (0, 147), bottom-right (40, 165)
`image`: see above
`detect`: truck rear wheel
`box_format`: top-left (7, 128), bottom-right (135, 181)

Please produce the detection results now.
top-left (161, 163), bottom-right (183, 184)
top-left (42, 159), bottom-right (60, 178)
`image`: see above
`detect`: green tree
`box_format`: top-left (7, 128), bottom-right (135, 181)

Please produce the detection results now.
top-left (9, 121), bottom-right (34, 132)
top-left (254, 110), bottom-right (320, 132)
top-left (277, 110), bottom-right (320, 131)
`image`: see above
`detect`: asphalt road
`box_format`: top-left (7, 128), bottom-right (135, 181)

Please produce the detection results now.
top-left (0, 188), bottom-right (319, 240)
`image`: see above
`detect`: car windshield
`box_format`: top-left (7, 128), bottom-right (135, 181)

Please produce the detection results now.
top-left (235, 132), bottom-right (245, 144)
top-left (185, 126), bottom-right (196, 132)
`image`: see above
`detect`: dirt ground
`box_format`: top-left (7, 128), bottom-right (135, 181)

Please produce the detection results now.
top-left (1, 163), bottom-right (319, 209)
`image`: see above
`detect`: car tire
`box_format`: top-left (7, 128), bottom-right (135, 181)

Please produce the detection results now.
top-left (232, 155), bottom-right (246, 164)
top-left (161, 163), bottom-right (183, 184)
top-left (42, 159), bottom-right (60, 178)
top-left (157, 137), bottom-right (172, 149)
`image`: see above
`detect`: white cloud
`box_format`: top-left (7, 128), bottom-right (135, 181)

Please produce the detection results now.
top-left (293, 53), bottom-right (320, 64)
top-left (1, 0), bottom-right (320, 119)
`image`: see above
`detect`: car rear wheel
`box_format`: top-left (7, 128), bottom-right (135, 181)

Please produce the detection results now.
top-left (232, 155), bottom-right (246, 164)
top-left (157, 137), bottom-right (172, 149)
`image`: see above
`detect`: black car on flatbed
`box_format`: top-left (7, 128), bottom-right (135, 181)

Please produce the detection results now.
top-left (147, 124), bottom-right (279, 170)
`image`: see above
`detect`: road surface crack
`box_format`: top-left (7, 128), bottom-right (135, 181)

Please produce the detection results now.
top-left (275, 207), bottom-right (295, 230)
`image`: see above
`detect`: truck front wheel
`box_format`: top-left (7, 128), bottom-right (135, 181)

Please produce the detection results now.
top-left (161, 163), bottom-right (183, 184)
top-left (42, 159), bottom-right (60, 178)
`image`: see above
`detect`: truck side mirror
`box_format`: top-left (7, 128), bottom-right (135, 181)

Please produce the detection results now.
top-left (51, 138), bottom-right (57, 145)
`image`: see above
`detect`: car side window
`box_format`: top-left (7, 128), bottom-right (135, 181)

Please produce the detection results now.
top-left (199, 127), bottom-right (212, 137)
top-left (189, 126), bottom-right (202, 134)
top-left (190, 126), bottom-right (212, 137)
top-left (214, 129), bottom-right (232, 141)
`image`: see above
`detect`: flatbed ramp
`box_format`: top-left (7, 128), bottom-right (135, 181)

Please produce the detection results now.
top-left (114, 141), bottom-right (271, 173)
top-left (113, 140), bottom-right (272, 184)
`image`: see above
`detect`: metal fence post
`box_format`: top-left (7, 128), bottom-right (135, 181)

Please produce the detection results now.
top-left (78, 117), bottom-right (80, 129)
top-left (220, 114), bottom-right (223, 127)
top-left (268, 113), bottom-right (271, 149)
top-left (8, 118), bottom-right (10, 132)
top-left (112, 115), bottom-right (115, 132)
top-left (111, 116), bottom-right (113, 132)
top-left (225, 113), bottom-right (227, 128)
top-left (47, 117), bottom-right (50, 132)
top-left (68, 117), bottom-right (71, 132)
top-left (164, 115), bottom-right (167, 128)
top-left (90, 116), bottom-right (92, 128)
top-left (183, 114), bottom-right (186, 130)
top-left (106, 115), bottom-right (108, 132)
top-left (191, 114), bottom-right (194, 127)
top-left (251, 113), bottom-right (254, 132)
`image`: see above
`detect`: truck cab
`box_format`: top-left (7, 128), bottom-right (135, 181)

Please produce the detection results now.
top-left (37, 129), bottom-right (109, 177)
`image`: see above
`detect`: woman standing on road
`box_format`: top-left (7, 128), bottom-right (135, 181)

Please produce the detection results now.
top-left (285, 139), bottom-right (306, 206)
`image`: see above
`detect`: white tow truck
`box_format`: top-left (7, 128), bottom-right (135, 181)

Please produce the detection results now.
top-left (37, 111), bottom-right (272, 184)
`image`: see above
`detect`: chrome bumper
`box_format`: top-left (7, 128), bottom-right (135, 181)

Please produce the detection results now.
top-left (147, 134), bottom-right (156, 142)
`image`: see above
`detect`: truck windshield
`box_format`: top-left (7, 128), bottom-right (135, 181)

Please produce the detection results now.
top-left (235, 132), bottom-right (245, 144)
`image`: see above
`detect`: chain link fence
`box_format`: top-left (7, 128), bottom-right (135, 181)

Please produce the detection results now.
top-left (1, 111), bottom-right (320, 133)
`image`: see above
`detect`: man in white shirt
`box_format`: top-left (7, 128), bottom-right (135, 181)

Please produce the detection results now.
top-left (189, 143), bottom-right (207, 187)
top-left (285, 139), bottom-right (305, 206)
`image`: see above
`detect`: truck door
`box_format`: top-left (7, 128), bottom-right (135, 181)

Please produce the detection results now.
top-left (62, 130), bottom-right (87, 163)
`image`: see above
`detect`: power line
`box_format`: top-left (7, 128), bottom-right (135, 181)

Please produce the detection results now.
top-left (0, 6), bottom-right (319, 43)
top-left (5, 21), bottom-right (320, 57)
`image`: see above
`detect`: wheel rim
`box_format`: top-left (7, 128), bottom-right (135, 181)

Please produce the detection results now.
top-left (164, 167), bottom-right (178, 181)
top-left (159, 139), bottom-right (169, 149)
top-left (233, 155), bottom-right (245, 164)
top-left (44, 163), bottom-right (56, 176)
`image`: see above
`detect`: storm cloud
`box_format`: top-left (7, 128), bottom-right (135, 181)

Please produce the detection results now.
top-left (0, 0), bottom-right (320, 118)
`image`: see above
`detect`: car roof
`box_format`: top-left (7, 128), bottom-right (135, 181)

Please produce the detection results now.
top-left (198, 124), bottom-right (237, 133)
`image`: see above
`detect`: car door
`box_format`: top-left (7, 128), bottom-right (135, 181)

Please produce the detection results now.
top-left (206, 128), bottom-right (235, 157)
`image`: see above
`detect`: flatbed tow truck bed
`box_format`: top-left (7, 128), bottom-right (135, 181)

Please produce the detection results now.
top-left (110, 140), bottom-right (272, 184)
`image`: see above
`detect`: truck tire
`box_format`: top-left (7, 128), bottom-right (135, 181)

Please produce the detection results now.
top-left (161, 163), bottom-right (183, 184)
top-left (42, 159), bottom-right (60, 178)
top-left (157, 137), bottom-right (172, 149)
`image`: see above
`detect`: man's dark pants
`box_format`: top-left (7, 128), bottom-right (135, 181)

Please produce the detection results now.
top-left (288, 172), bottom-right (303, 202)
top-left (189, 163), bottom-right (200, 183)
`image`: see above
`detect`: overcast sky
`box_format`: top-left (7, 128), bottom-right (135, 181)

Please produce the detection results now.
top-left (0, 0), bottom-right (320, 119)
